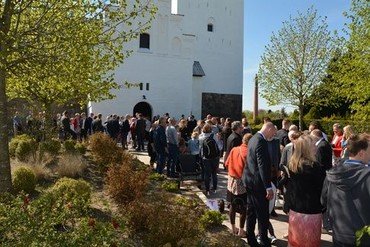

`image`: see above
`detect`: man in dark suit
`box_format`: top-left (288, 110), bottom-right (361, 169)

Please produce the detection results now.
top-left (243, 122), bottom-right (277, 247)
top-left (224, 121), bottom-right (243, 162)
top-left (85, 112), bottom-right (94, 136)
top-left (311, 129), bottom-right (333, 232)
top-left (135, 113), bottom-right (146, 151)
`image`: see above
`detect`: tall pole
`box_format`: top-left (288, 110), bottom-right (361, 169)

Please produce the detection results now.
top-left (253, 74), bottom-right (259, 123)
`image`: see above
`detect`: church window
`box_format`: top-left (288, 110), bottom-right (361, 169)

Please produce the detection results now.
top-left (139, 83), bottom-right (143, 90)
top-left (139, 33), bottom-right (150, 49)
top-left (146, 83), bottom-right (149, 91)
top-left (207, 24), bottom-right (213, 32)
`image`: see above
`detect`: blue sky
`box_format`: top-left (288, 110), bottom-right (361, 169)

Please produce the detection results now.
top-left (243, 0), bottom-right (351, 112)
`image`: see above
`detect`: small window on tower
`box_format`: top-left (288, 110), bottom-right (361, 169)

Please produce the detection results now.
top-left (139, 83), bottom-right (143, 90)
top-left (139, 33), bottom-right (150, 49)
top-left (146, 83), bottom-right (149, 91)
top-left (207, 24), bottom-right (213, 32)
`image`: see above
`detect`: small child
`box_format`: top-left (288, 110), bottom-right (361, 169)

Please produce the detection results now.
top-left (187, 132), bottom-right (200, 155)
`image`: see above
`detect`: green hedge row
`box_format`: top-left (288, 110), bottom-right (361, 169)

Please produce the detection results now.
top-left (251, 118), bottom-right (369, 138)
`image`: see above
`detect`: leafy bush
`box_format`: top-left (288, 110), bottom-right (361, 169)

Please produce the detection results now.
top-left (106, 161), bottom-right (149, 206)
top-left (149, 173), bottom-right (166, 181)
top-left (12, 166), bottom-right (37, 194)
top-left (74, 142), bottom-right (87, 155)
top-left (64, 139), bottom-right (76, 153)
top-left (56, 154), bottom-right (87, 178)
top-left (199, 210), bottom-right (226, 230)
top-left (49, 177), bottom-right (91, 213)
top-left (39, 139), bottom-right (61, 157)
top-left (9, 134), bottom-right (34, 158)
top-left (0, 193), bottom-right (125, 246)
top-left (126, 194), bottom-right (202, 246)
top-left (356, 225), bottom-right (370, 246)
top-left (14, 138), bottom-right (37, 162)
top-left (89, 132), bottom-right (123, 169)
top-left (173, 196), bottom-right (199, 209)
top-left (161, 180), bottom-right (180, 193)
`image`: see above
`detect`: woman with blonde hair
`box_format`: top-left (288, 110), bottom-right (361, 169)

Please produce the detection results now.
top-left (341, 125), bottom-right (356, 159)
top-left (285, 135), bottom-right (326, 247)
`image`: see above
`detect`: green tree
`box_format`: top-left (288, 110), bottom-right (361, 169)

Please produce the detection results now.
top-left (305, 55), bottom-right (353, 119)
top-left (334, 0), bottom-right (370, 120)
top-left (0, 0), bottom-right (156, 193)
top-left (258, 8), bottom-right (336, 130)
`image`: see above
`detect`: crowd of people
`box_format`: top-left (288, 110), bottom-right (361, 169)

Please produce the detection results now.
top-left (12, 110), bottom-right (370, 247)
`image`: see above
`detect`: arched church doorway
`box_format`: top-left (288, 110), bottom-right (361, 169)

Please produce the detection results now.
top-left (133, 101), bottom-right (152, 120)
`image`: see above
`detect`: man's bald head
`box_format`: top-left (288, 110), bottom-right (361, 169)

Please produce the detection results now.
top-left (261, 122), bottom-right (277, 140)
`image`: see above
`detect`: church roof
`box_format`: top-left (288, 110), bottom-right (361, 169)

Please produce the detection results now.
top-left (193, 61), bottom-right (205, 77)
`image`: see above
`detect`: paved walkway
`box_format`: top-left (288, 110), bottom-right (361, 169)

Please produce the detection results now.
top-left (133, 150), bottom-right (333, 247)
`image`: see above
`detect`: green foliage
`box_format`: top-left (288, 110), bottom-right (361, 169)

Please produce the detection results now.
top-left (333, 0), bottom-right (370, 120)
top-left (39, 139), bottom-right (61, 157)
top-left (149, 172), bottom-right (166, 181)
top-left (0, 193), bottom-right (125, 246)
top-left (5, 1), bottom-right (157, 109)
top-left (15, 139), bottom-right (37, 162)
top-left (173, 196), bottom-right (199, 208)
top-left (258, 7), bottom-right (337, 129)
top-left (64, 140), bottom-right (76, 153)
top-left (305, 55), bottom-right (353, 119)
top-left (9, 134), bottom-right (35, 158)
top-left (74, 142), bottom-right (87, 155)
top-left (49, 178), bottom-right (92, 213)
top-left (12, 166), bottom-right (36, 194)
top-left (161, 180), bottom-right (180, 193)
top-left (356, 225), bottom-right (370, 246)
top-left (199, 210), bottom-right (226, 230)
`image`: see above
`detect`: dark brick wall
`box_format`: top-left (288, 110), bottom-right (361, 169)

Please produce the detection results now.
top-left (201, 93), bottom-right (242, 121)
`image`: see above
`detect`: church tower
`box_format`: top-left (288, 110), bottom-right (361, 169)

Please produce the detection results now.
top-left (90, 0), bottom-right (244, 120)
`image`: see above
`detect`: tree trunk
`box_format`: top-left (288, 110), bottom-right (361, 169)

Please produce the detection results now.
top-left (0, 0), bottom-right (15, 193)
top-left (43, 103), bottom-right (55, 140)
top-left (298, 104), bottom-right (304, 131)
top-left (0, 69), bottom-right (12, 193)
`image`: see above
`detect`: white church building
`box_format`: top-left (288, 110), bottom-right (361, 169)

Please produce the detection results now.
top-left (90, 0), bottom-right (244, 121)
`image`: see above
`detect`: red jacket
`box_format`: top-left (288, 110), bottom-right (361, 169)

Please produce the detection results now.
top-left (225, 144), bottom-right (248, 178)
top-left (332, 134), bottom-right (343, 158)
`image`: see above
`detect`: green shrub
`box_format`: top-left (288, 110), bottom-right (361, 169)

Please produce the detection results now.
top-left (0, 194), bottom-right (126, 246)
top-left (49, 177), bottom-right (91, 213)
top-left (74, 142), bottom-right (87, 155)
top-left (149, 173), bottom-right (166, 181)
top-left (199, 210), bottom-right (226, 230)
top-left (9, 134), bottom-right (34, 158)
top-left (161, 180), bottom-right (180, 193)
top-left (64, 139), bottom-right (76, 153)
top-left (173, 196), bottom-right (199, 208)
top-left (356, 225), bottom-right (370, 246)
top-left (12, 166), bottom-right (37, 193)
top-left (39, 139), bottom-right (61, 157)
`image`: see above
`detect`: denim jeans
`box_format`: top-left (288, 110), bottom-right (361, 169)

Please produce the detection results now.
top-left (167, 144), bottom-right (179, 177)
top-left (202, 158), bottom-right (219, 191)
top-left (156, 151), bottom-right (166, 174)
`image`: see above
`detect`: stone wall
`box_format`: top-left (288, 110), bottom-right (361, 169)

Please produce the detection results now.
top-left (201, 93), bottom-right (242, 121)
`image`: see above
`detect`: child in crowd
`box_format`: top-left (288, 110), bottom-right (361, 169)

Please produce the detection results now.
top-left (187, 132), bottom-right (200, 156)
